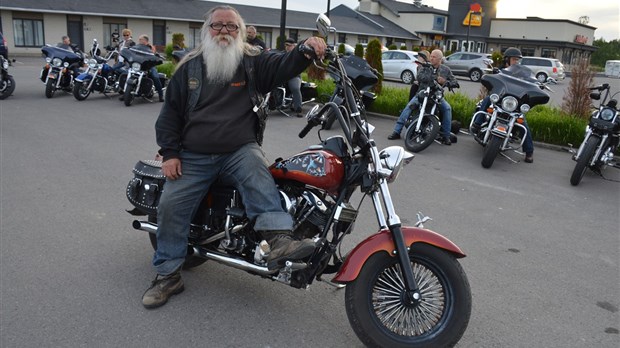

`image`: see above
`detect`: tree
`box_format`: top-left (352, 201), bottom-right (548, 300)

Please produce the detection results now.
top-left (172, 33), bottom-right (185, 49)
top-left (590, 38), bottom-right (620, 68)
top-left (365, 39), bottom-right (383, 94)
top-left (354, 43), bottom-right (364, 58)
top-left (561, 58), bottom-right (595, 119)
top-left (338, 43), bottom-right (345, 55)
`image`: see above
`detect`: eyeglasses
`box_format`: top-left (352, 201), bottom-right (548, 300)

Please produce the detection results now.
top-left (209, 23), bottom-right (239, 32)
top-left (123, 35), bottom-right (130, 37)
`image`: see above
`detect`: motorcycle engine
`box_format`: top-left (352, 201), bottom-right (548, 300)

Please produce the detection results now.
top-left (139, 78), bottom-right (154, 96)
top-left (280, 189), bottom-right (331, 240)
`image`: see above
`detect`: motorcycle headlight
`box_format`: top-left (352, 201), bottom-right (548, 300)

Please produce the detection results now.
top-left (378, 146), bottom-right (414, 183)
top-left (63, 62), bottom-right (70, 68)
top-left (2, 60), bottom-right (8, 70)
top-left (599, 108), bottom-right (616, 121)
top-left (501, 96), bottom-right (518, 112)
top-left (52, 58), bottom-right (63, 67)
top-left (45, 57), bottom-right (52, 64)
top-left (520, 104), bottom-right (531, 114)
top-left (88, 59), bottom-right (98, 68)
top-left (490, 94), bottom-right (500, 104)
top-left (131, 62), bottom-right (141, 71)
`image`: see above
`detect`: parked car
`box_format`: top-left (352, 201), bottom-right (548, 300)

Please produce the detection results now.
top-left (520, 56), bottom-right (565, 82)
top-left (381, 50), bottom-right (418, 84)
top-left (0, 32), bottom-right (8, 59)
top-left (335, 43), bottom-right (355, 56)
top-left (443, 52), bottom-right (493, 82)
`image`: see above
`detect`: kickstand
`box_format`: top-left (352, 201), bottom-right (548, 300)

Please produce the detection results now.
top-left (277, 108), bottom-right (292, 117)
top-left (499, 151), bottom-right (519, 163)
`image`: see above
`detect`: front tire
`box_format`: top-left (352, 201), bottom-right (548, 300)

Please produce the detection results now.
top-left (481, 135), bottom-right (503, 168)
top-left (146, 215), bottom-right (207, 270)
top-left (469, 68), bottom-right (482, 82)
top-left (123, 84), bottom-right (134, 106)
top-left (45, 79), bottom-right (56, 98)
top-left (401, 70), bottom-right (415, 84)
top-left (404, 115), bottom-right (440, 153)
top-left (0, 76), bottom-right (15, 99)
top-left (570, 136), bottom-right (599, 186)
top-left (345, 243), bottom-right (471, 348)
top-left (72, 81), bottom-right (91, 101)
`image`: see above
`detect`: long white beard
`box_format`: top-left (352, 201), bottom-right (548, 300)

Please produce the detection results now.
top-left (202, 33), bottom-right (244, 84)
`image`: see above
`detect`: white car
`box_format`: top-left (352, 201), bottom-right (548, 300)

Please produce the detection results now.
top-left (381, 50), bottom-right (418, 84)
top-left (520, 56), bottom-right (566, 82)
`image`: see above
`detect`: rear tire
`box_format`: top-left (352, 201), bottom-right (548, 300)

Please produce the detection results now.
top-left (146, 215), bottom-right (207, 270)
top-left (0, 76), bottom-right (15, 99)
top-left (344, 243), bottom-right (471, 348)
top-left (570, 136), bottom-right (599, 186)
top-left (404, 115), bottom-right (440, 153)
top-left (536, 72), bottom-right (548, 83)
top-left (481, 135), bottom-right (503, 168)
top-left (45, 79), bottom-right (56, 98)
top-left (72, 81), bottom-right (91, 101)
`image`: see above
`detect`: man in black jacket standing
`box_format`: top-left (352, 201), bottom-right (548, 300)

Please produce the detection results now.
top-left (144, 5), bottom-right (326, 309)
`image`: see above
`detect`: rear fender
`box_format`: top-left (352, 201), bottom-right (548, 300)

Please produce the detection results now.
top-left (332, 226), bottom-right (466, 283)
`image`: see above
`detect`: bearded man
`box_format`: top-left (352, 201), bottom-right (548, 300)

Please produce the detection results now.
top-left (145, 5), bottom-right (326, 309)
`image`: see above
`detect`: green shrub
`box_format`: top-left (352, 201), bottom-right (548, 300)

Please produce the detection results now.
top-left (354, 44), bottom-right (364, 58)
top-left (172, 33), bottom-right (185, 49)
top-left (338, 43), bottom-right (345, 55)
top-left (400, 45), bottom-right (407, 50)
top-left (365, 39), bottom-right (383, 94)
top-left (388, 44), bottom-right (397, 50)
top-left (368, 86), bottom-right (409, 115)
top-left (156, 62), bottom-right (176, 78)
top-left (527, 107), bottom-right (587, 146)
top-left (164, 43), bottom-right (174, 61)
top-left (445, 92), bottom-right (478, 125)
top-left (491, 51), bottom-right (503, 67)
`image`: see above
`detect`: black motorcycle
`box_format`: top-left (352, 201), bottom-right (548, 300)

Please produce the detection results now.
top-left (569, 83), bottom-right (620, 185)
top-left (40, 44), bottom-right (84, 98)
top-left (402, 61), bottom-right (460, 153)
top-left (118, 47), bottom-right (167, 106)
top-left (470, 64), bottom-right (553, 168)
top-left (73, 39), bottom-right (120, 101)
top-left (0, 55), bottom-right (15, 99)
top-left (267, 79), bottom-right (317, 117)
top-left (321, 54), bottom-right (378, 130)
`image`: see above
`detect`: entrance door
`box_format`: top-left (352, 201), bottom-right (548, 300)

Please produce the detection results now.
top-left (67, 16), bottom-right (83, 51)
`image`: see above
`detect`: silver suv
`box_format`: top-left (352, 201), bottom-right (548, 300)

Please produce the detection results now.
top-left (443, 52), bottom-right (493, 82)
top-left (520, 56), bottom-right (565, 82)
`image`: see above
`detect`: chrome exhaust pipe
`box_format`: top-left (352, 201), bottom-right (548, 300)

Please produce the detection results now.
top-left (132, 220), bottom-right (157, 234)
top-left (192, 246), bottom-right (277, 275)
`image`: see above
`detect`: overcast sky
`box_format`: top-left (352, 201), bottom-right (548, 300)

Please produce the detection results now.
top-left (213, 0), bottom-right (619, 41)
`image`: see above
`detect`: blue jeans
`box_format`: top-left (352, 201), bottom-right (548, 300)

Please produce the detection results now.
top-left (149, 67), bottom-right (163, 97)
top-left (287, 76), bottom-right (302, 111)
top-left (153, 143), bottom-right (293, 275)
top-left (474, 96), bottom-right (534, 156)
top-left (393, 95), bottom-right (452, 138)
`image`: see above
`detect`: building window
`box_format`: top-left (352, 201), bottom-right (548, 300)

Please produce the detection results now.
top-left (103, 20), bottom-right (128, 47)
top-left (13, 18), bottom-right (44, 47)
top-left (541, 48), bottom-right (556, 58)
top-left (358, 35), bottom-right (368, 44)
top-left (338, 33), bottom-right (347, 44)
top-left (433, 16), bottom-right (445, 31)
top-left (258, 30), bottom-right (272, 49)
top-left (153, 20), bottom-right (166, 47)
top-left (288, 29), bottom-right (298, 42)
top-left (521, 47), bottom-right (535, 56)
top-left (188, 23), bottom-right (202, 49)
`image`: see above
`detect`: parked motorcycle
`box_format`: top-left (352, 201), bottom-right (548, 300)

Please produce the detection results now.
top-left (126, 15), bottom-right (471, 348)
top-left (118, 47), bottom-right (167, 106)
top-left (73, 39), bottom-right (120, 101)
top-left (470, 64), bottom-right (553, 168)
top-left (321, 54), bottom-right (379, 130)
top-left (40, 44), bottom-right (84, 98)
top-left (569, 83), bottom-right (620, 185)
top-left (402, 57), bottom-right (460, 153)
top-left (0, 55), bottom-right (15, 99)
top-left (267, 80), bottom-right (317, 117)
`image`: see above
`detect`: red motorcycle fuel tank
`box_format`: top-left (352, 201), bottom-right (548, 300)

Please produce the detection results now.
top-left (270, 148), bottom-right (345, 195)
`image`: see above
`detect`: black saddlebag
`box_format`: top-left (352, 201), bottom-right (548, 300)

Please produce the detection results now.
top-left (126, 160), bottom-right (166, 215)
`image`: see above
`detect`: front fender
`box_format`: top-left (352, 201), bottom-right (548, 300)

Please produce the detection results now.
top-left (332, 226), bottom-right (466, 284)
top-left (75, 72), bottom-right (93, 82)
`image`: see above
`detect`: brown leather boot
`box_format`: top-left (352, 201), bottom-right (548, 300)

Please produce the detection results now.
top-left (142, 270), bottom-right (184, 309)
top-left (263, 232), bottom-right (316, 269)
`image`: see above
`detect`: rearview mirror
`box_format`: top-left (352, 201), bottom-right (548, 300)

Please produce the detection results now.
top-left (316, 14), bottom-right (332, 38)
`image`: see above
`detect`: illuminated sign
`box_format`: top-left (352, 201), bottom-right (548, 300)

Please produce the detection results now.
top-left (463, 3), bottom-right (483, 27)
top-left (574, 35), bottom-right (588, 44)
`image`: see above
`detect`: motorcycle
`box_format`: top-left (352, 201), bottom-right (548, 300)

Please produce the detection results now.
top-left (126, 15), bottom-right (471, 348)
top-left (470, 64), bottom-right (553, 168)
top-left (0, 55), bottom-right (15, 99)
top-left (321, 54), bottom-right (379, 130)
top-left (118, 47), bottom-right (167, 106)
top-left (569, 83), bottom-right (620, 186)
top-left (40, 44), bottom-right (84, 98)
top-left (267, 79), bottom-right (317, 117)
top-left (402, 57), bottom-right (460, 153)
top-left (73, 39), bottom-right (120, 101)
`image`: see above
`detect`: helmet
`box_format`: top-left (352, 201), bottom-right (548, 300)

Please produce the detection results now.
top-left (503, 47), bottom-right (522, 59)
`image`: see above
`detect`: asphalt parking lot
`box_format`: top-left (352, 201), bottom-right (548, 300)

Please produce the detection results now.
top-left (1, 56), bottom-right (619, 347)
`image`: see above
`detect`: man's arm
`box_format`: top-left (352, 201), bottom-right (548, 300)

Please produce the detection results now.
top-left (155, 65), bottom-right (189, 161)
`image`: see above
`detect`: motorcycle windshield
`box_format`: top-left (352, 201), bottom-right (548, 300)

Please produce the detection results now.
top-left (340, 55), bottom-right (378, 91)
top-left (121, 47), bottom-right (163, 70)
top-left (481, 67), bottom-right (550, 107)
top-left (41, 45), bottom-right (82, 64)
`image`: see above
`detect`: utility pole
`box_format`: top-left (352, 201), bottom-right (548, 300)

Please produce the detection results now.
top-left (279, 0), bottom-right (287, 50)
top-left (327, 0), bottom-right (331, 17)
